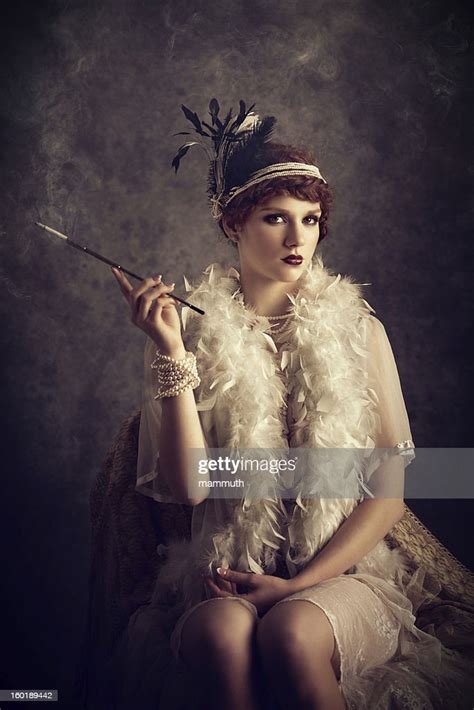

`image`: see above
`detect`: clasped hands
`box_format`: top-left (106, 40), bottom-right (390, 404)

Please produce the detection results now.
top-left (204, 567), bottom-right (293, 615)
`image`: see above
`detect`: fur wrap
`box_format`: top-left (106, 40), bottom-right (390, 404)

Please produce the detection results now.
top-left (152, 255), bottom-right (412, 611)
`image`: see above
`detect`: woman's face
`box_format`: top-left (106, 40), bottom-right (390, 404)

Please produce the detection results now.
top-left (230, 194), bottom-right (322, 285)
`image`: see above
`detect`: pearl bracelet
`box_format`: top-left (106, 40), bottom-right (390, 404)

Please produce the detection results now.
top-left (151, 349), bottom-right (201, 400)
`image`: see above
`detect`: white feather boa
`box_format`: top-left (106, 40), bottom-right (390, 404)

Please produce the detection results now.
top-left (152, 255), bottom-right (411, 611)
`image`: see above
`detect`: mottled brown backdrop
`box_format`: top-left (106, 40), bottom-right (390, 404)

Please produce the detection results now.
top-left (1, 0), bottom-right (472, 706)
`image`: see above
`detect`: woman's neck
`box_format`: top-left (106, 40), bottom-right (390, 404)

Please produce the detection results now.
top-left (239, 271), bottom-right (300, 317)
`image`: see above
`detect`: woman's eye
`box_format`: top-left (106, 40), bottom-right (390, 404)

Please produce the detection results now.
top-left (264, 214), bottom-right (320, 224)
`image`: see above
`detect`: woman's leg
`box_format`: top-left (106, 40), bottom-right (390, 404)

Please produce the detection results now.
top-left (178, 598), bottom-right (263, 710)
top-left (256, 599), bottom-right (345, 710)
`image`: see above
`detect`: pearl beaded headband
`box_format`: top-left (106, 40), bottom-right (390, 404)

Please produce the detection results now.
top-left (210, 162), bottom-right (327, 220)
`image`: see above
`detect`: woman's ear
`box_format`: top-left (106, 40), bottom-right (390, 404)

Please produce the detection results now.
top-left (221, 215), bottom-right (240, 244)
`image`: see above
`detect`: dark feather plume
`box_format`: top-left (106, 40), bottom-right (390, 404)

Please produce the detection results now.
top-left (171, 98), bottom-right (278, 210)
top-left (220, 115), bottom-right (277, 195)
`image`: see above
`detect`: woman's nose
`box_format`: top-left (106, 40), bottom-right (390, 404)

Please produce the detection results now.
top-left (284, 223), bottom-right (306, 247)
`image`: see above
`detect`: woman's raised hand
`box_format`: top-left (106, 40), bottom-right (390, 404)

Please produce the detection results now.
top-left (111, 268), bottom-right (185, 357)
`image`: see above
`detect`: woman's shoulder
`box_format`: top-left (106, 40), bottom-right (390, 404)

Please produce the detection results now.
top-left (368, 314), bottom-right (385, 331)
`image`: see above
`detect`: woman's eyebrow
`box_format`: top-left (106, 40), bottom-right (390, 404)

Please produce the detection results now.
top-left (259, 206), bottom-right (322, 215)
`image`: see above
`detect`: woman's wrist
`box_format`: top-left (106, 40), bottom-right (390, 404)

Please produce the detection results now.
top-left (284, 571), bottom-right (320, 595)
top-left (154, 343), bottom-right (187, 360)
top-left (284, 576), bottom-right (298, 594)
top-left (150, 346), bottom-right (200, 400)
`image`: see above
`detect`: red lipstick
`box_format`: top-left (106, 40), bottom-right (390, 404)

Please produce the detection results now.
top-left (282, 255), bottom-right (303, 265)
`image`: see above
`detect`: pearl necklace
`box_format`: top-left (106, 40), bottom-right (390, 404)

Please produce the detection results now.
top-left (235, 287), bottom-right (294, 334)
top-left (265, 312), bottom-right (292, 320)
top-left (263, 312), bottom-right (294, 334)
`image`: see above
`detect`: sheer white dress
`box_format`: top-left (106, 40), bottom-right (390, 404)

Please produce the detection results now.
top-left (124, 315), bottom-right (473, 710)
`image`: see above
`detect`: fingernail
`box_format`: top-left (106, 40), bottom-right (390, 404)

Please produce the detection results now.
top-left (217, 567), bottom-right (226, 576)
top-left (154, 274), bottom-right (162, 282)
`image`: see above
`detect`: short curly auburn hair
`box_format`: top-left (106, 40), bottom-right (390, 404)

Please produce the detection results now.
top-left (218, 142), bottom-right (333, 246)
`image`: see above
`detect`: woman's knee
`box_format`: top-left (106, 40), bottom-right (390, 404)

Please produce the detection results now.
top-left (256, 600), bottom-right (338, 671)
top-left (180, 599), bottom-right (258, 666)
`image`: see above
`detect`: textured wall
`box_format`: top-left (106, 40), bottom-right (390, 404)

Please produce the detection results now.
top-left (1, 0), bottom-right (472, 705)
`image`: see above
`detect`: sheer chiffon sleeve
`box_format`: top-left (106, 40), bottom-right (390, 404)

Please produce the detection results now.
top-left (136, 336), bottom-right (183, 504)
top-left (364, 316), bottom-right (416, 498)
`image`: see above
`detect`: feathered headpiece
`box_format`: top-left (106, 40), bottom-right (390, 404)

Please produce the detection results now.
top-left (171, 98), bottom-right (327, 220)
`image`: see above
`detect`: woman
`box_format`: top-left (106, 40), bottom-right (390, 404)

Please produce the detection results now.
top-left (111, 100), bottom-right (473, 709)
